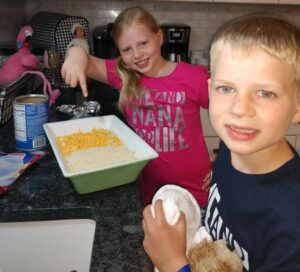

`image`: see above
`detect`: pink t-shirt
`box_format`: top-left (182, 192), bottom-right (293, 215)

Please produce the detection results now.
top-left (105, 60), bottom-right (211, 207)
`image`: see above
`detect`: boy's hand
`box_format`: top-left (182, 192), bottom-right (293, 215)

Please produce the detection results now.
top-left (142, 200), bottom-right (189, 272)
top-left (61, 46), bottom-right (89, 97)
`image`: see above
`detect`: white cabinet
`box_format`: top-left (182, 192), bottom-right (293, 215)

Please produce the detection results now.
top-left (286, 135), bottom-right (297, 148)
top-left (287, 123), bottom-right (300, 154)
top-left (200, 109), bottom-right (217, 137)
top-left (153, 0), bottom-right (213, 2)
top-left (155, 0), bottom-right (282, 2)
top-left (154, 0), bottom-right (299, 3)
top-left (200, 109), bottom-right (220, 160)
top-left (214, 0), bottom-right (277, 3)
top-left (153, 0), bottom-right (299, 3)
top-left (204, 136), bottom-right (221, 160)
top-left (286, 135), bottom-right (300, 154)
top-left (287, 123), bottom-right (300, 136)
top-left (278, 0), bottom-right (300, 4)
top-left (296, 135), bottom-right (300, 154)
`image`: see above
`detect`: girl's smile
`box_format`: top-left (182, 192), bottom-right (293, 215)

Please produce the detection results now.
top-left (135, 58), bottom-right (150, 69)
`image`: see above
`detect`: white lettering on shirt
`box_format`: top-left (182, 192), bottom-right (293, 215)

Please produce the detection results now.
top-left (131, 90), bottom-right (189, 152)
top-left (205, 183), bottom-right (250, 271)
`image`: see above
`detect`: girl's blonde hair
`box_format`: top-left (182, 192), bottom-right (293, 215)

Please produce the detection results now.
top-left (112, 7), bottom-right (161, 110)
top-left (209, 13), bottom-right (300, 92)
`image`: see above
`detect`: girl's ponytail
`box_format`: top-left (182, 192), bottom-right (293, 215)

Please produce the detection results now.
top-left (116, 56), bottom-right (143, 111)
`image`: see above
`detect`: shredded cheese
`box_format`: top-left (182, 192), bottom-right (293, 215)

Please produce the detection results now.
top-left (56, 128), bottom-right (123, 156)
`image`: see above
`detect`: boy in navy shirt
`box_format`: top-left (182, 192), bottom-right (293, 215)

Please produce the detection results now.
top-left (143, 14), bottom-right (300, 272)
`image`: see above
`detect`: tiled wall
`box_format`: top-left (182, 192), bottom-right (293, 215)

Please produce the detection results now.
top-left (2, 0), bottom-right (300, 61)
top-left (24, 0), bottom-right (300, 62)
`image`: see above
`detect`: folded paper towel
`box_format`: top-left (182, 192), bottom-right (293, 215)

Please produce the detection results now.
top-left (151, 184), bottom-right (212, 272)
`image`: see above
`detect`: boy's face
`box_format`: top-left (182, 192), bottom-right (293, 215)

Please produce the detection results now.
top-left (208, 44), bottom-right (300, 159)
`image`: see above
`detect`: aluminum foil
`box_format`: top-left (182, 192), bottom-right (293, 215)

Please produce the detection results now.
top-left (56, 101), bottom-right (101, 119)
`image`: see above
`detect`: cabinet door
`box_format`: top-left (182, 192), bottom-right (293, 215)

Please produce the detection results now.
top-left (287, 123), bottom-right (300, 137)
top-left (214, 0), bottom-right (277, 3)
top-left (278, 0), bottom-right (300, 4)
top-left (200, 109), bottom-right (218, 137)
top-left (152, 0), bottom-right (213, 2)
top-left (286, 135), bottom-right (297, 148)
top-left (204, 136), bottom-right (221, 161)
top-left (296, 135), bottom-right (300, 154)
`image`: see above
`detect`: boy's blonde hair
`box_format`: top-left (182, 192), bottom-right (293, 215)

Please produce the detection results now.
top-left (112, 7), bottom-right (161, 110)
top-left (209, 14), bottom-right (300, 92)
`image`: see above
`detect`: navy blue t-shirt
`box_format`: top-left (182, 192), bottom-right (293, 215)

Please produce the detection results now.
top-left (205, 142), bottom-right (300, 272)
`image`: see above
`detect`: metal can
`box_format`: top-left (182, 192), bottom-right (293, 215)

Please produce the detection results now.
top-left (13, 94), bottom-right (49, 151)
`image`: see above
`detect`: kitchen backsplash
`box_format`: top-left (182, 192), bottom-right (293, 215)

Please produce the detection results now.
top-left (1, 0), bottom-right (300, 62)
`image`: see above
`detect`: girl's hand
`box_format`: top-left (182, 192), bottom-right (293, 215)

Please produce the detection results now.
top-left (61, 46), bottom-right (89, 97)
top-left (142, 200), bottom-right (189, 272)
top-left (202, 170), bottom-right (212, 192)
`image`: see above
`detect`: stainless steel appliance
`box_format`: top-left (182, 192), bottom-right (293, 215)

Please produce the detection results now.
top-left (93, 23), bottom-right (119, 59)
top-left (161, 24), bottom-right (191, 62)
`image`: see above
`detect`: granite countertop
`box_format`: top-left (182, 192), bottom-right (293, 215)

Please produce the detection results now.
top-left (0, 117), bottom-right (152, 272)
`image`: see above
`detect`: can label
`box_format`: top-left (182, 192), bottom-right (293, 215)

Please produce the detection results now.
top-left (13, 95), bottom-right (49, 151)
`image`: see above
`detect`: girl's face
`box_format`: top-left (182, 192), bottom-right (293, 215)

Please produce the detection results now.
top-left (208, 44), bottom-right (300, 170)
top-left (116, 23), bottom-right (163, 77)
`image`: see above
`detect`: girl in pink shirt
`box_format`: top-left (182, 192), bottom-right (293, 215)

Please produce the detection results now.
top-left (61, 7), bottom-right (211, 212)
